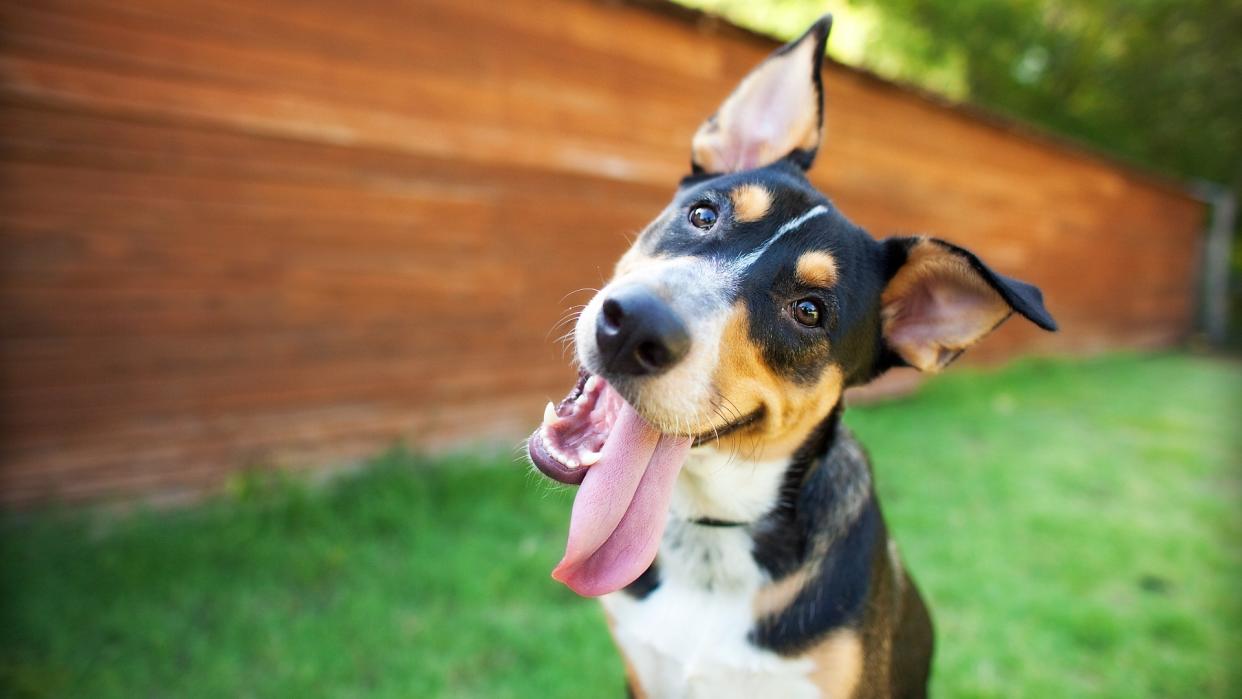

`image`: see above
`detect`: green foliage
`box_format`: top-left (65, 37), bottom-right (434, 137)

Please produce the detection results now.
top-left (3, 354), bottom-right (1240, 698)
top-left (847, 0), bottom-right (1242, 187)
top-left (681, 0), bottom-right (1242, 186)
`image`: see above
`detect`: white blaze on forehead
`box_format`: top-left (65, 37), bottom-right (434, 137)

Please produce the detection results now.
top-left (728, 205), bottom-right (828, 275)
top-left (608, 256), bottom-right (734, 320)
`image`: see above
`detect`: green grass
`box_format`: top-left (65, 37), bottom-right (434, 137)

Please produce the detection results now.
top-left (3, 353), bottom-right (1240, 698)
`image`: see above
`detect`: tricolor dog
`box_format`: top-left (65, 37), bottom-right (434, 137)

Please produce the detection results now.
top-left (527, 16), bottom-right (1056, 699)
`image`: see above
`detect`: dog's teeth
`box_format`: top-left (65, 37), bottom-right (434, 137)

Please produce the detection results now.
top-left (565, 458), bottom-right (579, 469)
top-left (585, 376), bottom-right (600, 393)
top-left (580, 450), bottom-right (602, 466)
top-left (575, 392), bottom-right (589, 406)
top-left (543, 401), bottom-right (557, 423)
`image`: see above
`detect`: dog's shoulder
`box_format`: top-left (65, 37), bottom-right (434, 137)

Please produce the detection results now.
top-left (604, 429), bottom-right (906, 698)
top-left (749, 429), bottom-right (934, 698)
top-left (749, 428), bottom-right (881, 657)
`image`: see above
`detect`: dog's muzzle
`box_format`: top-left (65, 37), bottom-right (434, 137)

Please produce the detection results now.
top-left (594, 283), bottom-right (691, 377)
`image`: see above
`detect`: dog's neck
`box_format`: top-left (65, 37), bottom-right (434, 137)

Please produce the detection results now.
top-left (669, 406), bottom-right (872, 559)
top-left (652, 405), bottom-right (875, 599)
top-left (672, 449), bottom-right (795, 525)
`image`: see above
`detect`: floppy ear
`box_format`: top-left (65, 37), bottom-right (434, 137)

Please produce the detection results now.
top-left (691, 16), bottom-right (832, 174)
top-left (881, 237), bottom-right (1057, 372)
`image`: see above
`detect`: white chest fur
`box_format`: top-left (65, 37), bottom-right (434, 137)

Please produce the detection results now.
top-left (600, 450), bottom-right (822, 699)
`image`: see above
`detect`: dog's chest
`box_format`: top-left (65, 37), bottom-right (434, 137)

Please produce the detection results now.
top-left (601, 523), bottom-right (820, 699)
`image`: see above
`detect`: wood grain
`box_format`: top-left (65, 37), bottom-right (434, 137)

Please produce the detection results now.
top-left (0, 0), bottom-right (1204, 505)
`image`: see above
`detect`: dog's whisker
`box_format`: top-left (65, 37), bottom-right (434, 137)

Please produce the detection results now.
top-left (558, 288), bottom-right (600, 304)
top-left (550, 314), bottom-right (582, 334)
top-left (547, 307), bottom-right (587, 335)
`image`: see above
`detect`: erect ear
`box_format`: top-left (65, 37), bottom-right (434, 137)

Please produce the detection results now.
top-left (880, 237), bottom-right (1057, 372)
top-left (691, 16), bottom-right (832, 175)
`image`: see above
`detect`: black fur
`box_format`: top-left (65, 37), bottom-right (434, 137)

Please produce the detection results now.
top-left (648, 161), bottom-right (902, 387)
top-left (621, 559), bottom-right (661, 600)
top-left (750, 405), bottom-right (842, 579)
top-left (751, 496), bottom-right (879, 655)
top-left (748, 414), bottom-right (884, 656)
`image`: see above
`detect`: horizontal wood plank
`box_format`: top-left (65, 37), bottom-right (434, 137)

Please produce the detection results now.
top-left (0, 0), bottom-right (1204, 505)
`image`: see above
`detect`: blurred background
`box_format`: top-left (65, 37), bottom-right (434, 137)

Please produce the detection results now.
top-left (1, 0), bottom-right (1238, 697)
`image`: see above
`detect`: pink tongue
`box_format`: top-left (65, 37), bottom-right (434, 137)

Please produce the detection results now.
top-left (552, 398), bottom-right (692, 597)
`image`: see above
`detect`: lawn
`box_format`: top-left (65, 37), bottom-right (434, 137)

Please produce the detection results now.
top-left (2, 353), bottom-right (1240, 698)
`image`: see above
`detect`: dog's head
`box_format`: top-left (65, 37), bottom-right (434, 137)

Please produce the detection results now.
top-left (528, 17), bottom-right (1055, 596)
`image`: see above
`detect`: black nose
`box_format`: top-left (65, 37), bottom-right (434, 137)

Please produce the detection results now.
top-left (595, 285), bottom-right (691, 376)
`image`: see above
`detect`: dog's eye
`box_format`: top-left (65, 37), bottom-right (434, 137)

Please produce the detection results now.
top-left (791, 299), bottom-right (822, 327)
top-left (688, 203), bottom-right (718, 230)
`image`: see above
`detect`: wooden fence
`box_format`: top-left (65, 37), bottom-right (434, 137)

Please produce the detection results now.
top-left (0, 0), bottom-right (1204, 504)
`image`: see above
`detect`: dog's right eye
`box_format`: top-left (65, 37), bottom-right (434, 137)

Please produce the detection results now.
top-left (791, 299), bottom-right (823, 327)
top-left (688, 203), bottom-right (718, 230)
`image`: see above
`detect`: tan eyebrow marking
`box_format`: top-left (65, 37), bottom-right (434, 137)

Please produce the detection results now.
top-left (796, 250), bottom-right (839, 288)
top-left (730, 184), bottom-right (772, 223)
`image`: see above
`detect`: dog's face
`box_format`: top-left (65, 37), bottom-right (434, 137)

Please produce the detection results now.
top-left (569, 21), bottom-right (1055, 463)
top-left (574, 163), bottom-right (878, 460)
top-left (529, 17), bottom-right (1055, 597)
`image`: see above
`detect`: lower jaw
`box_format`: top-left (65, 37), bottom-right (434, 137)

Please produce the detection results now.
top-left (528, 404), bottom-right (764, 487)
top-left (689, 407), bottom-right (764, 447)
top-left (528, 366), bottom-right (765, 484)
top-left (528, 428), bottom-right (589, 485)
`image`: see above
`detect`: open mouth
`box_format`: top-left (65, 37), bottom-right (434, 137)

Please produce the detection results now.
top-left (528, 369), bottom-right (761, 598)
top-left (527, 370), bottom-right (617, 485)
top-left (529, 369), bottom-right (763, 485)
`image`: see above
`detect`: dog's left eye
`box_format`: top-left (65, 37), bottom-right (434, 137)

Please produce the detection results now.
top-left (791, 299), bottom-right (822, 327)
top-left (688, 203), bottom-right (718, 230)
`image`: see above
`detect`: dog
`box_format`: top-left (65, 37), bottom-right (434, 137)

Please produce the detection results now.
top-left (527, 16), bottom-right (1056, 698)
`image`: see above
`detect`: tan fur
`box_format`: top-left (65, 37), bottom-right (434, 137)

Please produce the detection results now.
top-left (752, 565), bottom-right (814, 619)
top-left (881, 238), bottom-right (1011, 372)
top-left (796, 250), bottom-right (839, 288)
top-left (730, 184), bottom-right (773, 223)
top-left (888, 539), bottom-right (906, 598)
top-left (796, 111), bottom-right (821, 153)
top-left (712, 303), bottom-right (844, 460)
top-left (691, 33), bottom-right (822, 173)
top-left (807, 629), bottom-right (865, 699)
